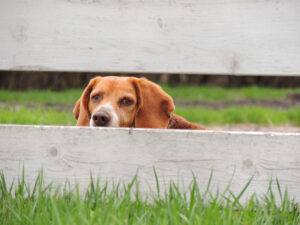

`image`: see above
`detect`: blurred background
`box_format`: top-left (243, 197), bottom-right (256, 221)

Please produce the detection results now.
top-left (1, 71), bottom-right (299, 131)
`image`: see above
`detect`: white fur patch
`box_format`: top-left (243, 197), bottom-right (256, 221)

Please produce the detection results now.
top-left (89, 118), bottom-right (95, 127)
top-left (90, 102), bottom-right (119, 127)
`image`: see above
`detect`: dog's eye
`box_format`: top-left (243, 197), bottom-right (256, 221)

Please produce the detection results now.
top-left (91, 95), bottom-right (101, 102)
top-left (119, 97), bottom-right (133, 106)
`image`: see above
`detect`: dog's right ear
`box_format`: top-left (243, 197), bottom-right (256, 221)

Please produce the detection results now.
top-left (129, 77), bottom-right (175, 128)
top-left (73, 77), bottom-right (101, 126)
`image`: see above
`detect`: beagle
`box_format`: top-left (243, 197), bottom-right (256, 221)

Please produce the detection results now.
top-left (73, 76), bottom-right (204, 129)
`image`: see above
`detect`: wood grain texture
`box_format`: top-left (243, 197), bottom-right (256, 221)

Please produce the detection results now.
top-left (0, 125), bottom-right (300, 203)
top-left (0, 0), bottom-right (299, 75)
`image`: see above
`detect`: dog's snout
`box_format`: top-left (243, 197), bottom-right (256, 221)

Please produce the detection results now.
top-left (92, 111), bottom-right (111, 126)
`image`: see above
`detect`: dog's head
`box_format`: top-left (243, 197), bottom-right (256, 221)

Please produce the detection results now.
top-left (73, 76), bottom-right (175, 128)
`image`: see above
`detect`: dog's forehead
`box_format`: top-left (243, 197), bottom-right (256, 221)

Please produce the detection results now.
top-left (94, 77), bottom-right (135, 94)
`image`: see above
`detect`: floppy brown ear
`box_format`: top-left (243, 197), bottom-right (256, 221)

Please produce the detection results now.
top-left (131, 77), bottom-right (175, 128)
top-left (73, 100), bottom-right (80, 120)
top-left (73, 77), bottom-right (101, 126)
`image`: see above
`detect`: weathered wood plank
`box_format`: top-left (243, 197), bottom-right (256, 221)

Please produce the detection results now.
top-left (0, 0), bottom-right (299, 75)
top-left (0, 125), bottom-right (299, 202)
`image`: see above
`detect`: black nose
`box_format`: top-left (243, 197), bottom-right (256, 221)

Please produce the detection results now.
top-left (92, 111), bottom-right (111, 126)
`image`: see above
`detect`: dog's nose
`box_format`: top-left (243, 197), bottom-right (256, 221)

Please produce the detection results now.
top-left (92, 111), bottom-right (111, 126)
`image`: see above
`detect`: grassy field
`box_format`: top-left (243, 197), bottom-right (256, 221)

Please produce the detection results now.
top-left (1, 172), bottom-right (299, 225)
top-left (0, 107), bottom-right (75, 126)
top-left (1, 86), bottom-right (300, 104)
top-left (0, 86), bottom-right (300, 126)
top-left (0, 89), bottom-right (81, 104)
top-left (162, 85), bottom-right (300, 101)
top-left (1, 106), bottom-right (300, 126)
top-left (175, 106), bottom-right (300, 125)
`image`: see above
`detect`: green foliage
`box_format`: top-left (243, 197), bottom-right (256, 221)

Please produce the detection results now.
top-left (175, 106), bottom-right (300, 125)
top-left (0, 171), bottom-right (299, 225)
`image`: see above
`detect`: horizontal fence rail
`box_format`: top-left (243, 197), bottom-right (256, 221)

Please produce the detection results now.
top-left (0, 0), bottom-right (300, 75)
top-left (0, 125), bottom-right (300, 203)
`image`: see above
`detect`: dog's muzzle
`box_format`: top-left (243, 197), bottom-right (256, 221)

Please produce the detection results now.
top-left (90, 103), bottom-right (119, 127)
top-left (92, 111), bottom-right (111, 127)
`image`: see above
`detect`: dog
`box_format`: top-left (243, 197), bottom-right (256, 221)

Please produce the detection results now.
top-left (73, 76), bottom-right (204, 129)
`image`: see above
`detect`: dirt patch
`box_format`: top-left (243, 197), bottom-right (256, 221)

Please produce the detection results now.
top-left (0, 102), bottom-right (74, 112)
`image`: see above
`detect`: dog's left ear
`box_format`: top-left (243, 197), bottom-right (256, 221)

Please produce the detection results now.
top-left (73, 77), bottom-right (101, 126)
top-left (130, 77), bottom-right (175, 128)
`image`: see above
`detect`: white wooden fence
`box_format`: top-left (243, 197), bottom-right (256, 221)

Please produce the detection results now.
top-left (0, 0), bottom-right (300, 203)
top-left (1, 125), bottom-right (300, 202)
top-left (0, 0), bottom-right (300, 75)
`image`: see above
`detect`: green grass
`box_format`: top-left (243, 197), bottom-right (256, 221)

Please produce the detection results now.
top-left (1, 86), bottom-right (300, 103)
top-left (1, 106), bottom-right (300, 126)
top-left (1, 86), bottom-right (300, 126)
top-left (0, 107), bottom-right (75, 126)
top-left (162, 85), bottom-right (300, 101)
top-left (0, 89), bottom-right (82, 104)
top-left (175, 106), bottom-right (300, 126)
top-left (0, 171), bottom-right (299, 225)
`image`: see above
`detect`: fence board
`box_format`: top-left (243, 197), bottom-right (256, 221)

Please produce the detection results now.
top-left (0, 125), bottom-right (300, 202)
top-left (0, 0), bottom-right (299, 75)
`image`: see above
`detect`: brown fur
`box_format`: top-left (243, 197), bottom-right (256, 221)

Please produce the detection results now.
top-left (73, 78), bottom-right (99, 126)
top-left (168, 114), bottom-right (205, 130)
top-left (73, 76), bottom-right (204, 129)
top-left (130, 77), bottom-right (174, 128)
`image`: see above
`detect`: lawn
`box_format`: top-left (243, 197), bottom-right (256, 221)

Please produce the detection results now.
top-left (175, 106), bottom-right (300, 126)
top-left (162, 85), bottom-right (300, 101)
top-left (0, 86), bottom-right (300, 126)
top-left (1, 172), bottom-right (299, 225)
top-left (1, 106), bottom-right (300, 126)
top-left (0, 89), bottom-right (82, 104)
top-left (1, 86), bottom-right (300, 104)
top-left (0, 107), bottom-right (75, 126)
